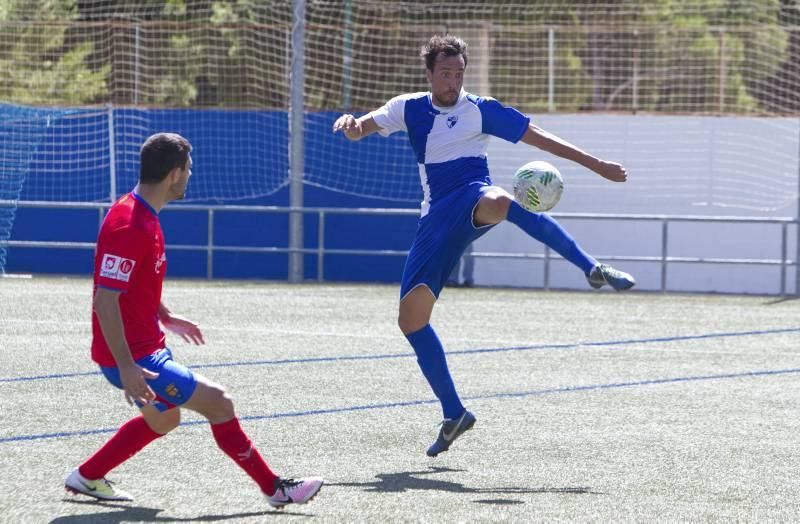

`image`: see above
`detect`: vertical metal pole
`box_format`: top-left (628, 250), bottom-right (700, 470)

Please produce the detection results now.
top-left (107, 104), bottom-right (117, 202)
top-left (543, 245), bottom-right (551, 290)
top-left (796, 123), bottom-right (800, 295)
top-left (289, 0), bottom-right (306, 283)
top-left (661, 219), bottom-right (668, 293)
top-left (547, 28), bottom-right (555, 113)
top-left (317, 211), bottom-right (325, 282)
top-left (342, 0), bottom-right (353, 109)
top-left (632, 29), bottom-right (639, 113)
top-left (134, 25), bottom-right (140, 106)
top-left (718, 30), bottom-right (726, 114)
top-left (207, 209), bottom-right (214, 279)
top-left (781, 222), bottom-right (787, 296)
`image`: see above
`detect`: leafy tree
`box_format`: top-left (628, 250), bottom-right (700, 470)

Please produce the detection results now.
top-left (0, 0), bottom-right (108, 105)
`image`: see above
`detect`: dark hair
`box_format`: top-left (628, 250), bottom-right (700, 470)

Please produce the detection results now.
top-left (139, 133), bottom-right (192, 184)
top-left (421, 34), bottom-right (468, 71)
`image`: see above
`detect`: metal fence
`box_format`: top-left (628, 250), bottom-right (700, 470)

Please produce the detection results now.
top-left (2, 201), bottom-right (797, 295)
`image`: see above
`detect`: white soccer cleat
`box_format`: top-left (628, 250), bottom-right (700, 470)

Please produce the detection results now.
top-left (64, 468), bottom-right (134, 501)
top-left (265, 477), bottom-right (324, 508)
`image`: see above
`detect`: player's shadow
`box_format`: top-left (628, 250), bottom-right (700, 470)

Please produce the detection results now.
top-left (764, 295), bottom-right (799, 305)
top-left (52, 499), bottom-right (312, 522)
top-left (328, 466), bottom-right (602, 505)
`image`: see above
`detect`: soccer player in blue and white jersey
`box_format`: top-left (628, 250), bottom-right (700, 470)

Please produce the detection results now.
top-left (333, 34), bottom-right (635, 457)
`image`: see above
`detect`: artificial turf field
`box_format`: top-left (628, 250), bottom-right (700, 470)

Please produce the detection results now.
top-left (2, 277), bottom-right (799, 522)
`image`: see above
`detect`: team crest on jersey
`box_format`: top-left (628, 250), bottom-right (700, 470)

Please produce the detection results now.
top-left (446, 115), bottom-right (459, 128)
top-left (99, 254), bottom-right (135, 282)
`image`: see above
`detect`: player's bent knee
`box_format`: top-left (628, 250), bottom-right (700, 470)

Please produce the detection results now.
top-left (211, 387), bottom-right (236, 421)
top-left (221, 389), bottom-right (234, 411)
top-left (398, 285), bottom-right (434, 334)
top-left (494, 194), bottom-right (513, 216)
top-left (398, 311), bottom-right (427, 335)
top-left (476, 193), bottom-right (513, 224)
top-left (142, 406), bottom-right (181, 435)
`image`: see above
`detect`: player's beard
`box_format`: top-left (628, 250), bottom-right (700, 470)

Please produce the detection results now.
top-left (170, 182), bottom-right (187, 201)
top-left (436, 90), bottom-right (458, 107)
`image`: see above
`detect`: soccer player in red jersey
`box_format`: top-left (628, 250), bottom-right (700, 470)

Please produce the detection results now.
top-left (65, 133), bottom-right (322, 508)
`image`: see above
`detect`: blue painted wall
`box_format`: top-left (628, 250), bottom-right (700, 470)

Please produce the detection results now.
top-left (5, 108), bottom-right (421, 283)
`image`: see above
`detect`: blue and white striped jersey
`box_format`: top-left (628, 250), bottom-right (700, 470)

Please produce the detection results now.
top-left (368, 89), bottom-right (530, 216)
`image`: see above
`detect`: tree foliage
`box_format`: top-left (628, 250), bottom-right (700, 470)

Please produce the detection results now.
top-left (0, 0), bottom-right (108, 105)
top-left (0, 0), bottom-right (796, 113)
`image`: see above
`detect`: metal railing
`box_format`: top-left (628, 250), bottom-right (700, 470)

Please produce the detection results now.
top-left (1, 200), bottom-right (797, 295)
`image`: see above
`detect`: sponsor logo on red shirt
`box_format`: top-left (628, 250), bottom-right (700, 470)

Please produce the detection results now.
top-left (99, 254), bottom-right (136, 282)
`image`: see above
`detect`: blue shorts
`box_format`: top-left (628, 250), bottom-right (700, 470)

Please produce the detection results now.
top-left (101, 347), bottom-right (197, 412)
top-left (400, 183), bottom-right (495, 299)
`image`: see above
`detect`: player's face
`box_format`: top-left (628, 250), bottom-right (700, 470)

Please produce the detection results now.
top-left (426, 53), bottom-right (465, 107)
top-left (168, 155), bottom-right (192, 201)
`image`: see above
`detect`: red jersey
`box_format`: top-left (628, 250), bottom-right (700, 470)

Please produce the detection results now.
top-left (91, 192), bottom-right (168, 366)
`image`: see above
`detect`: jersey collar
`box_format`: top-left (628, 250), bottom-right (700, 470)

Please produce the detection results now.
top-left (131, 191), bottom-right (159, 216)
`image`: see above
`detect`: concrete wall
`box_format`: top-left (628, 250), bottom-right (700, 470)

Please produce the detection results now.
top-left (474, 114), bottom-right (800, 294)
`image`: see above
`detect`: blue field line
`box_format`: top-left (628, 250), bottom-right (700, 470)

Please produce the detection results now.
top-left (1, 367), bottom-right (799, 445)
top-left (2, 326), bottom-right (799, 385)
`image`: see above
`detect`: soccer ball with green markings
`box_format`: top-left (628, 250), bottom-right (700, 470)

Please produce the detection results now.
top-left (512, 160), bottom-right (564, 212)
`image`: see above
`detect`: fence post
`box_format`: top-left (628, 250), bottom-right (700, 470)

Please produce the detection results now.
top-left (718, 29), bottom-right (726, 114)
top-left (317, 211), bottom-right (325, 282)
top-left (632, 29), bottom-right (639, 112)
top-left (796, 126), bottom-right (800, 296)
top-left (289, 0), bottom-right (305, 283)
top-left (661, 219), bottom-right (668, 292)
top-left (134, 25), bottom-right (140, 105)
top-left (107, 104), bottom-right (116, 202)
top-left (207, 209), bottom-right (214, 279)
top-left (781, 222), bottom-right (787, 295)
top-left (548, 28), bottom-right (555, 112)
top-left (544, 245), bottom-right (551, 290)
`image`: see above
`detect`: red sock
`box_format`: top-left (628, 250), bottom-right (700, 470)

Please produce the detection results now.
top-left (79, 416), bottom-right (163, 480)
top-left (211, 417), bottom-right (279, 495)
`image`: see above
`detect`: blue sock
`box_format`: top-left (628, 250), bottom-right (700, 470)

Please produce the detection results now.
top-left (506, 200), bottom-right (596, 275)
top-left (405, 324), bottom-right (465, 420)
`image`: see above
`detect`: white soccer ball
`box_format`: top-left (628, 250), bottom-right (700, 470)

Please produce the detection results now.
top-left (512, 160), bottom-right (564, 212)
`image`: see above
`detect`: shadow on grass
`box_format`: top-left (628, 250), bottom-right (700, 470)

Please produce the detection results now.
top-left (328, 466), bottom-right (603, 505)
top-left (53, 498), bottom-right (314, 522)
top-left (764, 296), bottom-right (799, 305)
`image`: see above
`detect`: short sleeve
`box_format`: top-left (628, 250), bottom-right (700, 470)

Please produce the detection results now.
top-left (96, 227), bottom-right (146, 292)
top-left (478, 97), bottom-right (530, 143)
top-left (367, 95), bottom-right (409, 137)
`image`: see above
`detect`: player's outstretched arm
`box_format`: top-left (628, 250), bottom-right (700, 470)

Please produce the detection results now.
top-left (159, 302), bottom-right (205, 345)
top-left (520, 124), bottom-right (627, 182)
top-left (332, 114), bottom-right (381, 141)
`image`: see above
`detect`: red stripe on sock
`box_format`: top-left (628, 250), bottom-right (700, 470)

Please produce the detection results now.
top-left (79, 416), bottom-right (162, 480)
top-left (211, 417), bottom-right (279, 495)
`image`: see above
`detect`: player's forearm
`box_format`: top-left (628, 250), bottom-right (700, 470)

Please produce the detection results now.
top-left (94, 295), bottom-right (135, 368)
top-left (158, 301), bottom-right (173, 321)
top-left (521, 125), bottom-right (602, 173)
